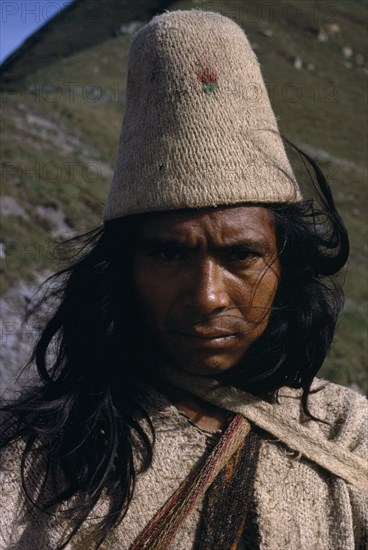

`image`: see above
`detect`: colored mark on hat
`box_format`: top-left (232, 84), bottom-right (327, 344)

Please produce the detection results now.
top-left (196, 65), bottom-right (219, 95)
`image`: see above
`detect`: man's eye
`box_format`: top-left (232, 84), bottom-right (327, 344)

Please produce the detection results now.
top-left (150, 248), bottom-right (186, 262)
top-left (225, 249), bottom-right (259, 262)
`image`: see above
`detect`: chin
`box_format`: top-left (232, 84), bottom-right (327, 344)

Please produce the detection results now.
top-left (176, 357), bottom-right (236, 377)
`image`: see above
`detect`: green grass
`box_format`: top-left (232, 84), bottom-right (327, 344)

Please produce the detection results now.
top-left (1, 0), bottom-right (367, 391)
top-left (323, 309), bottom-right (368, 390)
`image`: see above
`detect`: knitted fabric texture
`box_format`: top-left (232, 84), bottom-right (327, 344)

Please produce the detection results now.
top-left (104, 9), bottom-right (301, 221)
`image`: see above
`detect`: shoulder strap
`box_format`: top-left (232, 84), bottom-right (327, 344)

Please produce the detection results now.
top-left (191, 386), bottom-right (368, 493)
top-left (131, 414), bottom-right (251, 550)
top-left (163, 371), bottom-right (368, 493)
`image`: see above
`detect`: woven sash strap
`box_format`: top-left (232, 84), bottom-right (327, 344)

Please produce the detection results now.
top-left (131, 414), bottom-right (251, 550)
top-left (163, 372), bottom-right (368, 493)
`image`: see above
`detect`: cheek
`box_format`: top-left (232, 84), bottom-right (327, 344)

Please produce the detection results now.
top-left (243, 264), bottom-right (280, 322)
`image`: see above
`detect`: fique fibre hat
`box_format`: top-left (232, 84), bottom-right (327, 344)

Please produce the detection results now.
top-left (104, 9), bottom-right (301, 221)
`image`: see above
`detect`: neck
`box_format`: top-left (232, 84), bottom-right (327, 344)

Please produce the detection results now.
top-left (151, 377), bottom-right (229, 432)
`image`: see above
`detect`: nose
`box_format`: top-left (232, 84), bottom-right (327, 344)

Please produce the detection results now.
top-left (182, 258), bottom-right (231, 316)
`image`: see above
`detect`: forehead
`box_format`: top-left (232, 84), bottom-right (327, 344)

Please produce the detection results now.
top-left (135, 205), bottom-right (276, 244)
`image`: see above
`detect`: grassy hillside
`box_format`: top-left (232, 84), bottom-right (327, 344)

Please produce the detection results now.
top-left (1, 0), bottom-right (367, 391)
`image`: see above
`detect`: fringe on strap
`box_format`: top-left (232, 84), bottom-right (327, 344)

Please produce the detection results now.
top-left (131, 414), bottom-right (251, 549)
top-left (195, 427), bottom-right (262, 549)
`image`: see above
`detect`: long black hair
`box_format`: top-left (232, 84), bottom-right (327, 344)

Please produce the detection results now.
top-left (0, 145), bottom-right (349, 548)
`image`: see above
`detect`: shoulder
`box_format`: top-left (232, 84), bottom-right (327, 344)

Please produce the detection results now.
top-left (0, 437), bottom-right (24, 481)
top-left (0, 439), bottom-right (27, 545)
top-left (0, 437), bottom-right (29, 502)
top-left (276, 378), bottom-right (368, 453)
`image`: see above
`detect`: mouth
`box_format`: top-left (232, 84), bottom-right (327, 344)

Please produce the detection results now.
top-left (173, 330), bottom-right (240, 349)
top-left (181, 330), bottom-right (238, 339)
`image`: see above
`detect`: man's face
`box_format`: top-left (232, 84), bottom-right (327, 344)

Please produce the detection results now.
top-left (132, 205), bottom-right (280, 376)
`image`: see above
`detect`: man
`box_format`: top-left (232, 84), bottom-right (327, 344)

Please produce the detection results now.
top-left (1, 9), bottom-right (367, 549)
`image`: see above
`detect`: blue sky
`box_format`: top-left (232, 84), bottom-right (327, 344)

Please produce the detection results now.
top-left (1, 0), bottom-right (74, 63)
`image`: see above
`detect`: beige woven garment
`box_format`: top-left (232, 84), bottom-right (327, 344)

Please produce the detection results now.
top-left (0, 382), bottom-right (367, 548)
top-left (104, 9), bottom-right (301, 221)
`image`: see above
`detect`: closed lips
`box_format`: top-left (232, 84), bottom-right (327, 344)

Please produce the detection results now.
top-left (178, 331), bottom-right (239, 339)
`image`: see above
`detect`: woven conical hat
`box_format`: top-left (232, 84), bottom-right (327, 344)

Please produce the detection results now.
top-left (104, 9), bottom-right (301, 221)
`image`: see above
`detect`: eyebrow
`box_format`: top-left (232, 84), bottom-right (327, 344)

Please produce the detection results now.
top-left (137, 237), bottom-right (270, 254)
